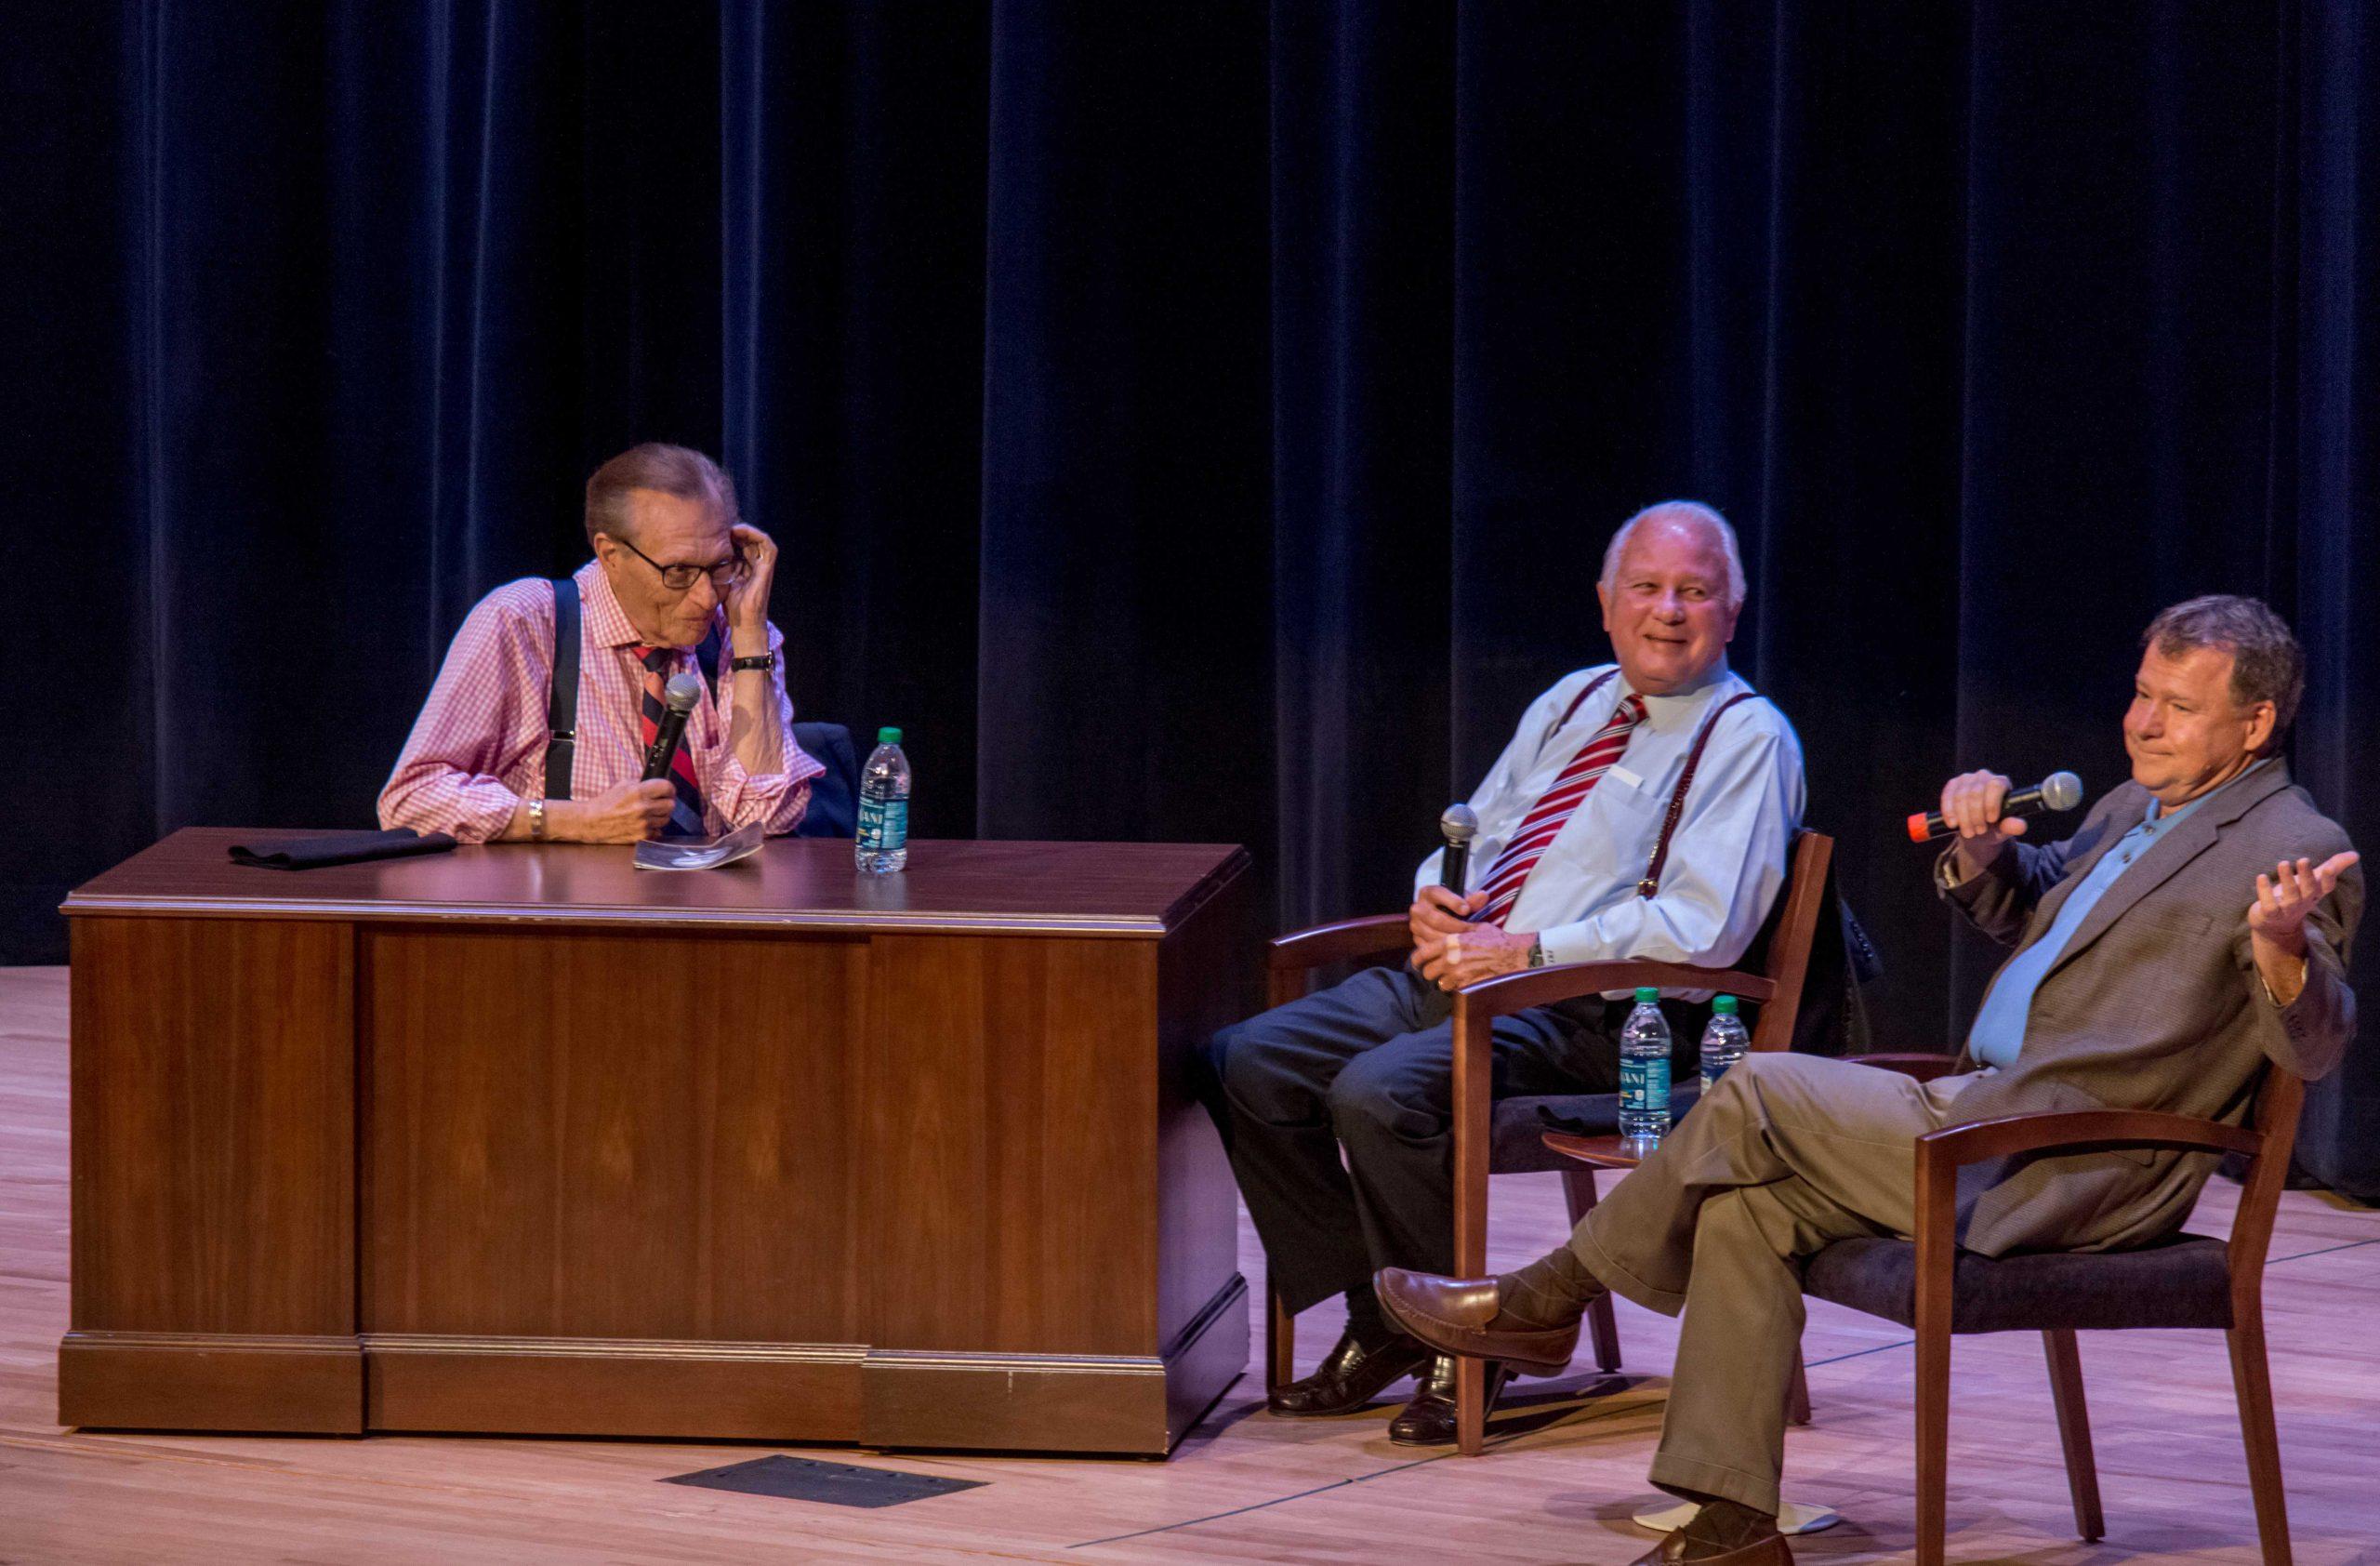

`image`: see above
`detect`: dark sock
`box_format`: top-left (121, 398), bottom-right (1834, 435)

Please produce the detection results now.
top-left (1494, 1244), bottom-right (1601, 1329)
top-left (1681, 1498), bottom-right (1778, 1549)
top-left (1342, 1282), bottom-right (1393, 1345)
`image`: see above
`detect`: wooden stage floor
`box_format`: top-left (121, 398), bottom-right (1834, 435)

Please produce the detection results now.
top-left (4, 964), bottom-right (2375, 1564)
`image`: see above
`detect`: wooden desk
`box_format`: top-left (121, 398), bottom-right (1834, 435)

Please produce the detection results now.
top-left (60, 830), bottom-right (1255, 1455)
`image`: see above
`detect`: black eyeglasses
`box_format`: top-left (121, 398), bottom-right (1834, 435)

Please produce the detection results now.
top-left (610, 533), bottom-right (747, 594)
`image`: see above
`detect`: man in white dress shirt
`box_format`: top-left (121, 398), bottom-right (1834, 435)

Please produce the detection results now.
top-left (1204, 501), bottom-right (1805, 1444)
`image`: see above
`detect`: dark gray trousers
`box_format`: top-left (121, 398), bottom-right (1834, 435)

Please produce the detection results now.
top-left (1201, 965), bottom-right (1626, 1314)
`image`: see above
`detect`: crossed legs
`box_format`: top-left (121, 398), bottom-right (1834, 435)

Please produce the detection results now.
top-left (1382, 1052), bottom-right (1975, 1550)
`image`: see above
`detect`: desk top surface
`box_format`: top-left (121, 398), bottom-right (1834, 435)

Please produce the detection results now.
top-left (67, 829), bottom-right (1250, 936)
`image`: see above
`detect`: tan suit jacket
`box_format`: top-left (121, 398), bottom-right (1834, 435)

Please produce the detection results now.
top-left (1937, 761), bottom-right (2358, 1256)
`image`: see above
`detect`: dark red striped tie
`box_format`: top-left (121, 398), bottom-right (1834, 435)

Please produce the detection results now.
top-left (1474, 693), bottom-right (1647, 926)
top-left (635, 645), bottom-right (707, 838)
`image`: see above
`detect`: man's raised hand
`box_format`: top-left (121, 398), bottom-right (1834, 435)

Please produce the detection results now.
top-left (2248, 852), bottom-right (2360, 952)
top-left (724, 523), bottom-right (779, 642)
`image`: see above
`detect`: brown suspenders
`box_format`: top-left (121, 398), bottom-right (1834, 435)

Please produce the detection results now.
top-left (1547, 669), bottom-right (1759, 900)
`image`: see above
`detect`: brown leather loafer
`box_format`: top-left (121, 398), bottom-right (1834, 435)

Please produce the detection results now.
top-left (1266, 1328), bottom-right (1432, 1417)
top-left (1627, 1522), bottom-right (1792, 1564)
top-left (1373, 1266), bottom-right (1582, 1374)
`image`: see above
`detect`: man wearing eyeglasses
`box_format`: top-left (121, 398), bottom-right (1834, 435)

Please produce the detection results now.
top-left (379, 443), bottom-right (824, 843)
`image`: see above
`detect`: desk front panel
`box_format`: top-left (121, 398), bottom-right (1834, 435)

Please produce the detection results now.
top-left (60, 916), bottom-right (362, 1433)
top-left (365, 926), bottom-right (870, 1345)
top-left (62, 836), bottom-right (1251, 1452)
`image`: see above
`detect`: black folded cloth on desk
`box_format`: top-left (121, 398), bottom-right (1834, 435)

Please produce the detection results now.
top-left (229, 829), bottom-right (457, 869)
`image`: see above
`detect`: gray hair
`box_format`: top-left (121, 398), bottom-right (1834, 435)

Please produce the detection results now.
top-left (584, 443), bottom-right (740, 549)
top-left (1599, 500), bottom-right (1746, 607)
top-left (2142, 594), bottom-right (2304, 755)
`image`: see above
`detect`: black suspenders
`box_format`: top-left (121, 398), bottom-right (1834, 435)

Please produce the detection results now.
top-left (544, 577), bottom-right (582, 800)
top-left (1545, 669), bottom-right (1759, 899)
top-left (544, 583), bottom-right (723, 801)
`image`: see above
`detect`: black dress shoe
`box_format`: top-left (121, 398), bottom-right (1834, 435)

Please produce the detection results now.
top-left (1387, 1352), bottom-right (1512, 1446)
top-left (1268, 1329), bottom-right (1433, 1417)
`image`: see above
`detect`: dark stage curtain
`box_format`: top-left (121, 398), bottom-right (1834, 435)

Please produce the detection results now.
top-left (6, 3), bottom-right (2377, 1194)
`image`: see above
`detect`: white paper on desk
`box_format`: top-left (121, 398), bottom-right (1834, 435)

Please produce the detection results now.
top-left (631, 822), bottom-right (764, 871)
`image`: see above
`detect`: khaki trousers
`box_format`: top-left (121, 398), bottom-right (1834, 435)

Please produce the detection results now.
top-left (1573, 1053), bottom-right (1977, 1516)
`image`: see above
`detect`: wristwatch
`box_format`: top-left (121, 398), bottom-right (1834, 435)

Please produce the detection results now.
top-left (730, 652), bottom-right (776, 673)
top-left (1527, 936), bottom-right (1547, 968)
top-left (528, 797), bottom-right (549, 842)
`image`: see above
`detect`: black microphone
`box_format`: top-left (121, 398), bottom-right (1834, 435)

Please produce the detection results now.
top-left (1908, 770), bottom-right (2083, 843)
top-left (642, 673), bottom-right (702, 782)
top-left (1439, 803), bottom-right (1478, 894)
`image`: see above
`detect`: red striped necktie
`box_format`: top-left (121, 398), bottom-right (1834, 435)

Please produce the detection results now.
top-left (635, 645), bottom-right (707, 838)
top-left (1474, 692), bottom-right (1648, 926)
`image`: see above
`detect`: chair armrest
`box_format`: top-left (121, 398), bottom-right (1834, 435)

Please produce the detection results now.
top-left (1451, 961), bottom-right (1777, 1027)
top-left (1916, 1108), bottom-right (2262, 1174)
top-left (1846, 1051), bottom-right (1965, 1082)
top-left (1268, 914), bottom-right (1409, 973)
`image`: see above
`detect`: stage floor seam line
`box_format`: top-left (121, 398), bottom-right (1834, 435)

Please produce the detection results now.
top-left (1064, 1394), bottom-right (1666, 1549)
top-left (2267, 1234), bottom-right (2380, 1263)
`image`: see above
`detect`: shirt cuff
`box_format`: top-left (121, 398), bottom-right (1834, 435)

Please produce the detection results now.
top-left (1532, 921), bottom-right (1595, 968)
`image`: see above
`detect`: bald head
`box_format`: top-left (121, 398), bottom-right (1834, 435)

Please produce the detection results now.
top-left (1599, 500), bottom-right (1745, 608)
top-left (1595, 499), bottom-right (1745, 695)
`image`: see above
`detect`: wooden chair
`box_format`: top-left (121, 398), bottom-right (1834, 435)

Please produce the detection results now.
top-left (1793, 1053), bottom-right (2307, 1566)
top-left (1261, 829), bottom-right (1836, 1441)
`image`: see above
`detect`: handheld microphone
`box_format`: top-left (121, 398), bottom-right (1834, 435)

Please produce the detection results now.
top-left (1908, 770), bottom-right (2083, 843)
top-left (642, 673), bottom-right (702, 782)
top-left (1439, 803), bottom-right (1479, 894)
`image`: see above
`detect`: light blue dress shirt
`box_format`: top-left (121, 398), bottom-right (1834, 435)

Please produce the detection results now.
top-left (1413, 663), bottom-right (1805, 981)
top-left (1964, 763), bottom-right (2266, 1068)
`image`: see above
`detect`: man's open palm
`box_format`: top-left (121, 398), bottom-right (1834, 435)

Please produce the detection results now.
top-left (2248, 852), bottom-right (2359, 944)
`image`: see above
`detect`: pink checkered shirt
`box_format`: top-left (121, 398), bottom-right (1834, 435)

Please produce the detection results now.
top-left (377, 559), bottom-right (824, 843)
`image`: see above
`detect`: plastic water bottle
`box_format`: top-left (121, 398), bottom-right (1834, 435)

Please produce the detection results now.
top-left (1617, 986), bottom-right (1672, 1153)
top-left (855, 726), bottom-right (910, 874)
top-left (1699, 993), bottom-right (1750, 1094)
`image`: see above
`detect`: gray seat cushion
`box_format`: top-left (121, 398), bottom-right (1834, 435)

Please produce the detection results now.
top-left (1801, 1232), bottom-right (2234, 1333)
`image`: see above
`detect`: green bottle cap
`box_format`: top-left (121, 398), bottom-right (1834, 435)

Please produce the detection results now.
top-left (879, 726), bottom-right (903, 744)
top-left (1634, 987), bottom-right (1659, 1005)
top-left (1713, 995), bottom-right (1739, 1015)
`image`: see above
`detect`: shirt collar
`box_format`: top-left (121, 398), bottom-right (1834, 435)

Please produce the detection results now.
top-left (1614, 660), bottom-right (1737, 725)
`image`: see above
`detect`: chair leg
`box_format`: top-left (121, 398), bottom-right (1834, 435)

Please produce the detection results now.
top-left (1560, 1169), bottom-right (1622, 1372)
top-left (1786, 1346), bottom-right (1812, 1427)
top-left (1914, 1318), bottom-right (1950, 1566)
top-left (2228, 1315), bottom-right (2294, 1566)
top-left (2042, 1329), bottom-right (2105, 1542)
top-left (1456, 1354), bottom-right (1487, 1455)
top-left (1266, 1278), bottom-right (1296, 1396)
